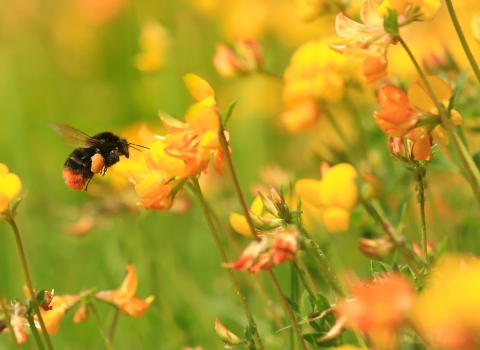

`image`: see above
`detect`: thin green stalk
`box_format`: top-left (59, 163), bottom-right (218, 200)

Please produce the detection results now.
top-left (323, 107), bottom-right (358, 165)
top-left (444, 0), bottom-right (480, 84)
top-left (0, 287), bottom-right (21, 350)
top-left (89, 303), bottom-right (113, 350)
top-left (218, 124), bottom-right (310, 348)
top-left (297, 223), bottom-right (346, 297)
top-left (108, 309), bottom-right (120, 341)
top-left (361, 200), bottom-right (423, 279)
top-left (268, 270), bottom-right (308, 350)
top-left (415, 169), bottom-right (428, 258)
top-left (5, 213), bottom-right (54, 350)
top-left (397, 36), bottom-right (480, 209)
top-left (218, 127), bottom-right (260, 242)
top-left (291, 261), bottom-right (315, 303)
top-left (190, 177), bottom-right (264, 350)
top-left (26, 316), bottom-right (46, 350)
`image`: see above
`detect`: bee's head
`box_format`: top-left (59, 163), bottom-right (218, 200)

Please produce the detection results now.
top-left (117, 138), bottom-right (130, 158)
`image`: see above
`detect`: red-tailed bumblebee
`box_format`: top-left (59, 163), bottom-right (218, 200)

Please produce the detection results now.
top-left (50, 123), bottom-right (148, 191)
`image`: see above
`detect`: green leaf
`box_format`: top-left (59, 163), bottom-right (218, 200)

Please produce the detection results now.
top-left (285, 296), bottom-right (305, 318)
top-left (302, 290), bottom-right (314, 314)
top-left (36, 289), bottom-right (46, 305)
top-left (244, 323), bottom-right (253, 342)
top-left (223, 100), bottom-right (238, 126)
top-left (383, 9), bottom-right (399, 35)
top-left (289, 210), bottom-right (304, 220)
top-left (303, 333), bottom-right (339, 347)
top-left (370, 260), bottom-right (392, 279)
top-left (315, 293), bottom-right (335, 325)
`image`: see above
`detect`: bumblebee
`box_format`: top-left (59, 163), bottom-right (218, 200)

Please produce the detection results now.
top-left (50, 123), bottom-right (147, 191)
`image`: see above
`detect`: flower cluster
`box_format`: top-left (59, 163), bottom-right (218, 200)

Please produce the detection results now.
top-left (226, 228), bottom-right (299, 273)
top-left (295, 163), bottom-right (358, 232)
top-left (129, 74), bottom-right (228, 210)
top-left (327, 0), bottom-right (441, 83)
top-left (377, 76), bottom-right (462, 160)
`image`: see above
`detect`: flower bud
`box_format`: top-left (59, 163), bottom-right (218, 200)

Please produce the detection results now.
top-left (250, 213), bottom-right (284, 231)
top-left (214, 318), bottom-right (244, 345)
top-left (388, 137), bottom-right (407, 158)
top-left (359, 235), bottom-right (393, 259)
top-left (258, 191), bottom-right (278, 217)
top-left (412, 240), bottom-right (435, 258)
top-left (270, 186), bottom-right (290, 220)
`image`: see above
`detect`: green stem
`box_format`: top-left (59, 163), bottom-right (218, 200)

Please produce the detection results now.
top-left (398, 36), bottom-right (480, 209)
top-left (444, 0), bottom-right (480, 84)
top-left (297, 224), bottom-right (346, 297)
top-left (218, 126), bottom-right (260, 242)
top-left (0, 287), bottom-right (21, 350)
top-left (108, 309), bottom-right (120, 341)
top-left (5, 213), bottom-right (54, 350)
top-left (415, 169), bottom-right (428, 258)
top-left (361, 200), bottom-right (423, 279)
top-left (291, 261), bottom-right (315, 303)
top-left (267, 270), bottom-right (308, 350)
top-left (218, 124), bottom-right (305, 347)
top-left (323, 106), bottom-right (357, 165)
top-left (190, 177), bottom-right (264, 350)
top-left (26, 316), bottom-right (46, 350)
top-left (89, 303), bottom-right (113, 350)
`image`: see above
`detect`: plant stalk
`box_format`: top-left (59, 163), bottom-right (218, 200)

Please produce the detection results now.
top-left (218, 126), bottom-right (260, 242)
top-left (5, 213), bottom-right (54, 350)
top-left (297, 224), bottom-right (346, 297)
top-left (89, 303), bottom-right (113, 350)
top-left (444, 0), bottom-right (480, 84)
top-left (268, 270), bottom-right (308, 350)
top-left (190, 177), bottom-right (264, 350)
top-left (27, 316), bottom-right (46, 350)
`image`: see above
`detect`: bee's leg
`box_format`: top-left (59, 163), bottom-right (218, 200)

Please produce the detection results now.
top-left (102, 167), bottom-right (107, 176)
top-left (84, 178), bottom-right (92, 192)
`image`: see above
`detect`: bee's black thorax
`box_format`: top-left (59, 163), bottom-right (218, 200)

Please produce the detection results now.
top-left (64, 132), bottom-right (129, 173)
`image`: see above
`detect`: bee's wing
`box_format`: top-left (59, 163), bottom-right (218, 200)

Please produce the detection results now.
top-left (49, 123), bottom-right (101, 148)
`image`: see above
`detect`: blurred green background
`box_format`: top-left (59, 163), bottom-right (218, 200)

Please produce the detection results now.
top-left (1, 0), bottom-right (480, 349)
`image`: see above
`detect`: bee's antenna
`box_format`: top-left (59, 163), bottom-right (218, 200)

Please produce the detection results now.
top-left (128, 142), bottom-right (150, 150)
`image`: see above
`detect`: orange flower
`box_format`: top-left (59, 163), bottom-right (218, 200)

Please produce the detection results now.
top-left (0, 163), bottom-right (22, 214)
top-left (375, 85), bottom-right (418, 137)
top-left (376, 76), bottom-right (461, 160)
top-left (226, 229), bottom-right (299, 273)
top-left (95, 265), bottom-right (154, 318)
top-left (338, 274), bottom-right (415, 349)
top-left (40, 295), bottom-right (80, 334)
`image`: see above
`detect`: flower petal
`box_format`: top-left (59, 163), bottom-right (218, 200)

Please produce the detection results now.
top-left (183, 74), bottom-right (215, 101)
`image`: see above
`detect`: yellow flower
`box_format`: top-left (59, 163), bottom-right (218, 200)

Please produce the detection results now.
top-left (295, 163), bottom-right (358, 232)
top-left (230, 195), bottom-right (264, 237)
top-left (377, 0), bottom-right (441, 21)
top-left (412, 255), bottom-right (480, 350)
top-left (96, 265), bottom-right (154, 318)
top-left (134, 21), bottom-right (169, 72)
top-left (283, 41), bottom-right (351, 104)
top-left (0, 163), bottom-right (22, 213)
